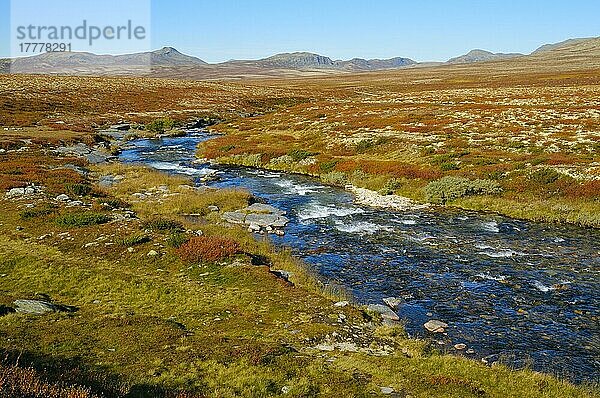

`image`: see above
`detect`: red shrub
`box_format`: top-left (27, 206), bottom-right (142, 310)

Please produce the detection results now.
top-left (176, 236), bottom-right (241, 263)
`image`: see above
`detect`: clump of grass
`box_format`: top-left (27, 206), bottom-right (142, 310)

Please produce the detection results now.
top-left (221, 153), bottom-right (263, 167)
top-left (0, 363), bottom-right (100, 398)
top-left (319, 160), bottom-right (338, 173)
top-left (142, 218), bottom-right (184, 233)
top-left (425, 176), bottom-right (502, 204)
top-left (146, 118), bottom-right (175, 134)
top-left (320, 171), bottom-right (346, 186)
top-left (176, 236), bottom-right (241, 263)
top-left (99, 198), bottom-right (130, 210)
top-left (55, 212), bottom-right (111, 227)
top-left (65, 183), bottom-right (92, 197)
top-left (20, 206), bottom-right (57, 220)
top-left (378, 178), bottom-right (401, 196)
top-left (287, 149), bottom-right (317, 161)
top-left (440, 162), bottom-right (460, 171)
top-left (118, 233), bottom-right (150, 246)
top-left (530, 168), bottom-right (561, 184)
top-left (354, 139), bottom-right (374, 153)
top-left (166, 232), bottom-right (190, 248)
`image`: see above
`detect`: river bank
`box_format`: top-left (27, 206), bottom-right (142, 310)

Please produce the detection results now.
top-left (0, 127), bottom-right (597, 396)
top-left (201, 145), bottom-right (600, 229)
top-left (125, 130), bottom-right (600, 384)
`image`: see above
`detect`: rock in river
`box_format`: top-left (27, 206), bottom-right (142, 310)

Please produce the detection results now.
top-left (424, 319), bottom-right (448, 333)
top-left (367, 304), bottom-right (400, 321)
top-left (222, 203), bottom-right (289, 234)
top-left (382, 297), bottom-right (402, 310)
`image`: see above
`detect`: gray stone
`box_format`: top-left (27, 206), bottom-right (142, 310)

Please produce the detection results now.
top-left (334, 301), bottom-right (349, 307)
top-left (56, 164), bottom-right (88, 176)
top-left (85, 152), bottom-right (109, 165)
top-left (222, 211), bottom-right (246, 224)
top-left (424, 320), bottom-right (448, 333)
top-left (245, 203), bottom-right (286, 216)
top-left (248, 223), bottom-right (261, 232)
top-left (271, 269), bottom-right (292, 282)
top-left (380, 387), bottom-right (395, 394)
top-left (14, 300), bottom-right (58, 315)
top-left (110, 123), bottom-right (130, 131)
top-left (382, 297), bottom-right (402, 310)
top-left (207, 205), bottom-right (219, 212)
top-left (56, 194), bottom-right (70, 202)
top-left (367, 304), bottom-right (400, 321)
top-left (5, 186), bottom-right (41, 199)
top-left (98, 175), bottom-right (118, 188)
top-left (245, 213), bottom-right (289, 228)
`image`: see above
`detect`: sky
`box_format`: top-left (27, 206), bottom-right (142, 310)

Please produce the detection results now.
top-left (1, 0), bottom-right (599, 62)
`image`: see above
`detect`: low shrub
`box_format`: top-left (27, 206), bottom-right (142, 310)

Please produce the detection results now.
top-left (176, 236), bottom-right (241, 263)
top-left (55, 212), bottom-right (111, 227)
top-left (146, 118), bottom-right (175, 134)
top-left (167, 232), bottom-right (190, 248)
top-left (20, 206), bottom-right (57, 220)
top-left (378, 178), bottom-right (402, 196)
top-left (288, 149), bottom-right (317, 161)
top-left (118, 234), bottom-right (150, 246)
top-left (65, 183), bottom-right (92, 197)
top-left (440, 162), bottom-right (460, 171)
top-left (142, 218), bottom-right (184, 232)
top-left (319, 160), bottom-right (338, 173)
top-left (354, 140), bottom-right (374, 153)
top-left (99, 198), bottom-right (130, 210)
top-left (529, 168), bottom-right (561, 184)
top-left (425, 176), bottom-right (502, 204)
top-left (320, 171), bottom-right (347, 186)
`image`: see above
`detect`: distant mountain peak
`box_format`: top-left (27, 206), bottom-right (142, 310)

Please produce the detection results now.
top-left (447, 49), bottom-right (522, 64)
top-left (154, 46), bottom-right (180, 54)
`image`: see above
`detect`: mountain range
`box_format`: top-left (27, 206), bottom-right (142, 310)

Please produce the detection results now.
top-left (2, 36), bottom-right (599, 78)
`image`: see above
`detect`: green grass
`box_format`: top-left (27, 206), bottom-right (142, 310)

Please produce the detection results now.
top-left (0, 140), bottom-right (597, 397)
top-left (54, 212), bottom-right (111, 227)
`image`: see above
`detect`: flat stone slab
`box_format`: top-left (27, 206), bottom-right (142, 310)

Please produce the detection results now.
top-left (14, 300), bottom-right (59, 315)
top-left (222, 211), bottom-right (246, 224)
top-left (244, 203), bottom-right (286, 216)
top-left (424, 319), bottom-right (448, 333)
top-left (222, 203), bottom-right (289, 230)
top-left (367, 304), bottom-right (400, 321)
top-left (245, 213), bottom-right (289, 228)
top-left (382, 297), bottom-right (402, 310)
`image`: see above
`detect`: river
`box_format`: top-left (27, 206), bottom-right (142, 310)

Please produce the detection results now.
top-left (119, 131), bottom-right (600, 383)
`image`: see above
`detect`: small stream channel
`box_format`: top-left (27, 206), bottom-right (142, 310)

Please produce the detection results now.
top-left (119, 131), bottom-right (600, 383)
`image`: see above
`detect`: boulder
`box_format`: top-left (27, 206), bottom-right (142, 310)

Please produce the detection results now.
top-left (5, 186), bottom-right (42, 199)
top-left (14, 300), bottom-right (59, 315)
top-left (55, 194), bottom-right (70, 202)
top-left (271, 269), bottom-right (293, 283)
top-left (334, 301), bottom-right (349, 307)
top-left (222, 211), bottom-right (246, 224)
top-left (245, 203), bottom-right (286, 216)
top-left (424, 320), bottom-right (448, 333)
top-left (367, 304), bottom-right (400, 321)
top-left (382, 297), bottom-right (402, 310)
top-left (110, 123), bottom-right (130, 131)
top-left (245, 213), bottom-right (289, 228)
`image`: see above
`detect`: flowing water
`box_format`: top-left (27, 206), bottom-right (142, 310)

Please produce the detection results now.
top-left (120, 131), bottom-right (600, 383)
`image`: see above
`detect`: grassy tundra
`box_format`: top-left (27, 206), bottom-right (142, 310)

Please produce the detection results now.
top-left (0, 55), bottom-right (599, 396)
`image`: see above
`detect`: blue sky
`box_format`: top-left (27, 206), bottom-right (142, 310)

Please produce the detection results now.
top-left (1, 0), bottom-right (599, 62)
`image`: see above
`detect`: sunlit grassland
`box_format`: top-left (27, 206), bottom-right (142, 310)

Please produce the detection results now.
top-left (197, 67), bottom-right (600, 227)
top-left (0, 136), bottom-right (597, 396)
